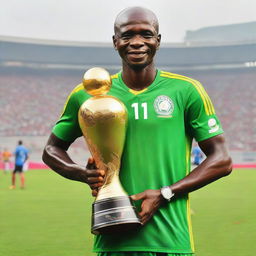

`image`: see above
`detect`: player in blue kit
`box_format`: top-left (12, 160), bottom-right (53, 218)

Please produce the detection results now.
top-left (10, 140), bottom-right (29, 189)
top-left (192, 144), bottom-right (204, 165)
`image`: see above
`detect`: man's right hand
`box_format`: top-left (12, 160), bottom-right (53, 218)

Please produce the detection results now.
top-left (84, 158), bottom-right (105, 197)
top-left (42, 133), bottom-right (105, 197)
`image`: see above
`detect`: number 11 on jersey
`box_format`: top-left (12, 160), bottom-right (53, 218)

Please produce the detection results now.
top-left (131, 103), bottom-right (148, 120)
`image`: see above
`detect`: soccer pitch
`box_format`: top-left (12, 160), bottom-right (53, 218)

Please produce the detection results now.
top-left (0, 168), bottom-right (255, 256)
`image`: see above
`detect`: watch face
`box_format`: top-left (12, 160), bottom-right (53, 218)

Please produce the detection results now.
top-left (161, 187), bottom-right (173, 201)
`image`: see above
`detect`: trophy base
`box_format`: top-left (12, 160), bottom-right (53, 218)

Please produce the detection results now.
top-left (91, 196), bottom-right (142, 235)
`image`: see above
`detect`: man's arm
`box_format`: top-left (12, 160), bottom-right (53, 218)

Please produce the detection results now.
top-left (42, 133), bottom-right (105, 196)
top-left (170, 134), bottom-right (232, 194)
top-left (131, 134), bottom-right (232, 224)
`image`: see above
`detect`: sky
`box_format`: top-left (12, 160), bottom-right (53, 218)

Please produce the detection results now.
top-left (0, 0), bottom-right (255, 43)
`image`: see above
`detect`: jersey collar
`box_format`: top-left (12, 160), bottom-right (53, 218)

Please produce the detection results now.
top-left (118, 69), bottom-right (160, 95)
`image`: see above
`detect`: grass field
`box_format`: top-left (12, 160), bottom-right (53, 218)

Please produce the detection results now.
top-left (0, 168), bottom-right (255, 256)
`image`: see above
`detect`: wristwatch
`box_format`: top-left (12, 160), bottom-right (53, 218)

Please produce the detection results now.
top-left (160, 186), bottom-right (174, 202)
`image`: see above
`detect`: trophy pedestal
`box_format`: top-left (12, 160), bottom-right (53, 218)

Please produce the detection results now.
top-left (91, 196), bottom-right (141, 235)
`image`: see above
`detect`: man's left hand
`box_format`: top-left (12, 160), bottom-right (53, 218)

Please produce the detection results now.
top-left (131, 189), bottom-right (164, 225)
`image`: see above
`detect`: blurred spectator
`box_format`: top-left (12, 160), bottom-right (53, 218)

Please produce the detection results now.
top-left (10, 140), bottom-right (29, 189)
top-left (192, 144), bottom-right (204, 166)
top-left (2, 148), bottom-right (12, 173)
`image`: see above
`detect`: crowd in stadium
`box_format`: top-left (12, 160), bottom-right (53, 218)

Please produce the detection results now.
top-left (0, 69), bottom-right (81, 136)
top-left (198, 69), bottom-right (256, 152)
top-left (0, 68), bottom-right (255, 151)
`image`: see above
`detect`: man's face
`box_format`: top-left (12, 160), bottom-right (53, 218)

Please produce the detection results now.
top-left (113, 15), bottom-right (161, 70)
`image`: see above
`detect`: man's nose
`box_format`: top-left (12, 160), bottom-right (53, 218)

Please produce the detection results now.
top-left (129, 34), bottom-right (144, 47)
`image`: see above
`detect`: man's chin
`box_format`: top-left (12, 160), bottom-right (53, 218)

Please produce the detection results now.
top-left (127, 62), bottom-right (149, 71)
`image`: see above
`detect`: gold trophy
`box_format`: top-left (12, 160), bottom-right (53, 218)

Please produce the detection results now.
top-left (78, 67), bottom-right (141, 235)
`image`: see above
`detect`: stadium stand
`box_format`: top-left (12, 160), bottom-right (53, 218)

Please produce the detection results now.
top-left (0, 68), bottom-right (79, 136)
top-left (0, 67), bottom-right (255, 152)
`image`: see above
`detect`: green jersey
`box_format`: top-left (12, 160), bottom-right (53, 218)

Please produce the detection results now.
top-left (53, 70), bottom-right (223, 254)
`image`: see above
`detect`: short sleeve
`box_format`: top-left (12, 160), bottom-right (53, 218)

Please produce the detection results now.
top-left (52, 91), bottom-right (83, 142)
top-left (185, 81), bottom-right (223, 142)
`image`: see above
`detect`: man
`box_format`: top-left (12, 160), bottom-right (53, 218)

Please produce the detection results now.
top-left (10, 140), bottom-right (28, 189)
top-left (2, 148), bottom-right (12, 173)
top-left (42, 6), bottom-right (232, 256)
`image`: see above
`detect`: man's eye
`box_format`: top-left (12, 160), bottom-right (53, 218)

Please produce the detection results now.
top-left (142, 32), bottom-right (154, 39)
top-left (120, 33), bottom-right (154, 40)
top-left (143, 34), bottom-right (154, 39)
top-left (121, 34), bottom-right (132, 40)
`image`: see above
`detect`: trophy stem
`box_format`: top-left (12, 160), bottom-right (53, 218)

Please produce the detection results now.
top-left (96, 173), bottom-right (127, 201)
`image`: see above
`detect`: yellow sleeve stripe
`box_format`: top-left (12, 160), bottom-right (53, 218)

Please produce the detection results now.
top-left (185, 137), bottom-right (191, 176)
top-left (111, 73), bottom-right (118, 79)
top-left (187, 197), bottom-right (195, 252)
top-left (60, 83), bottom-right (84, 117)
top-left (160, 71), bottom-right (215, 115)
top-left (185, 137), bottom-right (195, 252)
top-left (161, 71), bottom-right (215, 115)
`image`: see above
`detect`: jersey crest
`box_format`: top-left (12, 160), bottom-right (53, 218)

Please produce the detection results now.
top-left (154, 95), bottom-right (174, 117)
top-left (208, 118), bottom-right (219, 133)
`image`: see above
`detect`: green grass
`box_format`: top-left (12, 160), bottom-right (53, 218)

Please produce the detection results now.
top-left (0, 168), bottom-right (255, 256)
top-left (191, 168), bottom-right (256, 256)
top-left (0, 170), bottom-right (94, 256)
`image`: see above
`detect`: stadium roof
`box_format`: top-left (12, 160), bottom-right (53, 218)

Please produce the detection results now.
top-left (0, 35), bottom-right (113, 47)
top-left (1, 35), bottom-right (256, 71)
top-left (185, 21), bottom-right (256, 45)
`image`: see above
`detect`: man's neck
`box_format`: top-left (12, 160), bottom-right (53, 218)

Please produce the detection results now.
top-left (121, 63), bottom-right (157, 91)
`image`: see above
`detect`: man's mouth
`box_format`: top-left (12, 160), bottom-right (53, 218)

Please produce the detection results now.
top-left (127, 51), bottom-right (147, 60)
top-left (128, 51), bottom-right (147, 55)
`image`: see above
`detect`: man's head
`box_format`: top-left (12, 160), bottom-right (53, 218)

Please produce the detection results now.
top-left (18, 140), bottom-right (23, 145)
top-left (113, 7), bottom-right (161, 70)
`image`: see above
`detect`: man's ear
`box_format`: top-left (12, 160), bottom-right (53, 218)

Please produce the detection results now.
top-left (112, 35), bottom-right (117, 50)
top-left (156, 34), bottom-right (161, 50)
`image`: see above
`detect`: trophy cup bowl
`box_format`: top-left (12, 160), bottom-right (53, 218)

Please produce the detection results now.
top-left (78, 67), bottom-right (141, 235)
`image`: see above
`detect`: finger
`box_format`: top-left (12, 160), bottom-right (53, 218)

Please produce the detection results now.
top-left (138, 211), bottom-right (148, 225)
top-left (139, 202), bottom-right (154, 224)
top-left (140, 210), bottom-right (153, 225)
top-left (87, 176), bottom-right (104, 183)
top-left (98, 169), bottom-right (105, 176)
top-left (89, 182), bottom-right (104, 189)
top-left (86, 157), bottom-right (96, 169)
top-left (141, 215), bottom-right (151, 225)
top-left (91, 189), bottom-right (98, 197)
top-left (86, 169), bottom-right (105, 177)
top-left (139, 204), bottom-right (151, 218)
top-left (130, 192), bottom-right (145, 201)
